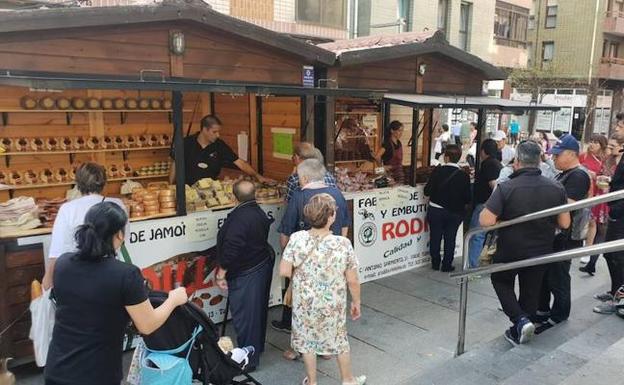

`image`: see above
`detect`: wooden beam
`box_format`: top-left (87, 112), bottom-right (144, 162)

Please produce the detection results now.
top-left (249, 94), bottom-right (259, 169)
top-left (415, 57), bottom-right (424, 94)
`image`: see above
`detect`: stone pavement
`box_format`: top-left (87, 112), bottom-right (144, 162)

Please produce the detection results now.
top-left (12, 258), bottom-right (622, 385)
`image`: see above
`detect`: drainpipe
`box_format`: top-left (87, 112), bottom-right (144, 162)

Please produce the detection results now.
top-left (588, 0), bottom-right (600, 84)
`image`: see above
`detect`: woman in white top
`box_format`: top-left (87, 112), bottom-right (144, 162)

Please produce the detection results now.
top-left (42, 162), bottom-right (126, 289)
top-left (433, 124), bottom-right (451, 161)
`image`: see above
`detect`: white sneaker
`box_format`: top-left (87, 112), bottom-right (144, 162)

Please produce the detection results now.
top-left (343, 375), bottom-right (367, 385)
top-left (580, 256), bottom-right (590, 264)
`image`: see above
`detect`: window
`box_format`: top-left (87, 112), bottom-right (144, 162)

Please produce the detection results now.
top-left (296, 0), bottom-right (347, 29)
top-left (494, 1), bottom-right (529, 47)
top-left (528, 15), bottom-right (535, 30)
top-left (542, 41), bottom-right (554, 63)
top-left (527, 42), bottom-right (533, 66)
top-left (438, 0), bottom-right (449, 37)
top-left (545, 0), bottom-right (557, 28)
top-left (459, 2), bottom-right (472, 51)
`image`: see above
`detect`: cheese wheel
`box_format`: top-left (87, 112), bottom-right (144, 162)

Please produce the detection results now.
top-left (123, 164), bottom-right (133, 176)
top-left (137, 135), bottom-right (148, 147)
top-left (143, 192), bottom-right (158, 201)
top-left (145, 210), bottom-right (160, 216)
top-left (163, 99), bottom-right (172, 109)
top-left (144, 203), bottom-right (159, 211)
top-left (125, 135), bottom-right (136, 148)
top-left (31, 138), bottom-right (45, 151)
top-left (107, 164), bottom-right (119, 178)
top-left (45, 137), bottom-right (59, 151)
top-left (86, 98), bottom-right (101, 109)
top-left (113, 98), bottom-right (126, 110)
top-left (1, 138), bottom-right (13, 152)
top-left (150, 98), bottom-right (162, 110)
top-left (114, 136), bottom-right (124, 149)
top-left (138, 98), bottom-right (150, 110)
top-left (60, 137), bottom-right (72, 150)
top-left (57, 168), bottom-right (68, 182)
top-left (20, 96), bottom-right (37, 110)
top-left (159, 196), bottom-right (175, 203)
top-left (160, 208), bottom-right (177, 214)
top-left (101, 98), bottom-right (114, 110)
top-left (73, 137), bottom-right (85, 150)
top-left (24, 170), bottom-right (38, 184)
top-left (71, 97), bottom-right (87, 110)
top-left (40, 169), bottom-right (53, 183)
top-left (57, 97), bottom-right (71, 110)
top-left (9, 171), bottom-right (22, 185)
top-left (39, 97), bottom-right (56, 110)
top-left (87, 137), bottom-right (100, 150)
top-left (102, 136), bottom-right (113, 149)
top-left (159, 201), bottom-right (176, 209)
top-left (15, 137), bottom-right (29, 152)
top-left (125, 98), bottom-right (138, 110)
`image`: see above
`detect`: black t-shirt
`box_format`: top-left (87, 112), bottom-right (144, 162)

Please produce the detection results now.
top-left (474, 157), bottom-right (503, 204)
top-left (485, 168), bottom-right (567, 262)
top-left (556, 166), bottom-right (591, 201)
top-left (609, 156), bottom-right (624, 219)
top-left (45, 253), bottom-right (148, 385)
top-left (174, 134), bottom-right (238, 185)
top-left (381, 140), bottom-right (401, 164)
top-left (424, 165), bottom-right (471, 215)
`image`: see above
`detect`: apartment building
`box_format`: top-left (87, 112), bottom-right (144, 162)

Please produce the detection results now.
top-left (518, 0), bottom-right (617, 137)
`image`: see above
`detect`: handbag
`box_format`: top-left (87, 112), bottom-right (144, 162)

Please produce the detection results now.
top-left (140, 326), bottom-right (202, 385)
top-left (478, 231), bottom-right (497, 266)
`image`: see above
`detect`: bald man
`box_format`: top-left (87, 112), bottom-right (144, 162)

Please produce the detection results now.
top-left (215, 180), bottom-right (274, 371)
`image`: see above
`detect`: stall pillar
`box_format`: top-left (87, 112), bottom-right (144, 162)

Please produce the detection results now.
top-left (474, 108), bottom-right (487, 175)
top-left (325, 96), bottom-right (336, 171)
top-left (410, 109), bottom-right (419, 186)
top-left (302, 95), bottom-right (315, 143)
top-left (172, 91), bottom-right (187, 216)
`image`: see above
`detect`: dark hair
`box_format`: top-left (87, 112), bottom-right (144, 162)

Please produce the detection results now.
top-left (200, 115), bottom-right (222, 130)
top-left (444, 144), bottom-right (462, 163)
top-left (303, 193), bottom-right (336, 229)
top-left (75, 162), bottom-right (106, 194)
top-left (616, 112), bottom-right (624, 122)
top-left (470, 122), bottom-right (477, 128)
top-left (481, 139), bottom-right (498, 158)
top-left (386, 120), bottom-right (403, 137)
top-left (516, 140), bottom-right (542, 168)
top-left (590, 134), bottom-right (608, 151)
top-left (553, 129), bottom-right (563, 138)
top-left (233, 180), bottom-right (256, 202)
top-left (74, 202), bottom-right (128, 262)
top-left (442, 124), bottom-right (449, 132)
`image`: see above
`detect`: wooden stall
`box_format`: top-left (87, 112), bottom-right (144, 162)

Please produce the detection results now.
top-left (0, 1), bottom-right (361, 362)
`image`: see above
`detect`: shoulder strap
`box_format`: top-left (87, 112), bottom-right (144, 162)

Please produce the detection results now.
top-left (144, 325), bottom-right (203, 359)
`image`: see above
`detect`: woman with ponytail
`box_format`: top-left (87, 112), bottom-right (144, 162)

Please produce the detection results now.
top-left (44, 202), bottom-right (188, 385)
top-left (374, 120), bottom-right (405, 184)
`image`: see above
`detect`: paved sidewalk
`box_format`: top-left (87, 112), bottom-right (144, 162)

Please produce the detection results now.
top-left (12, 258), bottom-right (613, 385)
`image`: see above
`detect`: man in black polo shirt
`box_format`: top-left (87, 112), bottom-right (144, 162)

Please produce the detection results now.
top-left (169, 115), bottom-right (270, 185)
top-left (480, 141), bottom-right (570, 346)
top-left (467, 139), bottom-right (503, 268)
top-left (536, 135), bottom-right (590, 332)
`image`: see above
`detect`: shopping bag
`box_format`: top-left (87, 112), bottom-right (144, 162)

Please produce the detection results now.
top-left (29, 287), bottom-right (55, 367)
top-left (127, 339), bottom-right (146, 385)
top-left (478, 231), bottom-right (497, 266)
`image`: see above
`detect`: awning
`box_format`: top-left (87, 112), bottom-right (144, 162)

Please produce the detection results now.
top-left (383, 93), bottom-right (560, 112)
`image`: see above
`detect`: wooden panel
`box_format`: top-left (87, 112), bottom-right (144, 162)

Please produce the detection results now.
top-left (6, 248), bottom-right (43, 268)
top-left (421, 54), bottom-right (484, 96)
top-left (338, 59), bottom-right (417, 92)
top-left (261, 96), bottom-right (301, 181)
top-left (213, 94), bottom-right (250, 156)
top-left (7, 284), bottom-right (30, 305)
top-left (7, 264), bottom-right (44, 287)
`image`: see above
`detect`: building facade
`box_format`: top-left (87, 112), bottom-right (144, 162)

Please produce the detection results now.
top-left (518, 0), bottom-right (618, 137)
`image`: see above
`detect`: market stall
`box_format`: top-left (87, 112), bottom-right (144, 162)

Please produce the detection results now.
top-left (0, 1), bottom-right (380, 360)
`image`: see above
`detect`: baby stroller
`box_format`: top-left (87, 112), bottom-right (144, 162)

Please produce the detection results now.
top-left (142, 291), bottom-right (261, 385)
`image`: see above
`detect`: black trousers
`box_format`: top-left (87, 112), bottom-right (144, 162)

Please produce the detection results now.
top-left (491, 265), bottom-right (547, 324)
top-left (605, 218), bottom-right (624, 295)
top-left (538, 236), bottom-right (581, 323)
top-left (228, 257), bottom-right (274, 367)
top-left (278, 277), bottom-right (293, 325)
top-left (585, 222), bottom-right (608, 272)
top-left (427, 206), bottom-right (463, 269)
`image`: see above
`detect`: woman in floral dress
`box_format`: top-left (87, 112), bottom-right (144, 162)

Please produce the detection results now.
top-left (280, 193), bottom-right (365, 385)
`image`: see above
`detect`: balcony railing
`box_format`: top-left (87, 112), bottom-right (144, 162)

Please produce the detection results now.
top-left (601, 57), bottom-right (624, 65)
top-left (604, 10), bottom-right (624, 35)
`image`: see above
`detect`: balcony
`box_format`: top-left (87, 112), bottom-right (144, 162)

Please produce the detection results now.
top-left (604, 11), bottom-right (624, 36)
top-left (599, 57), bottom-right (624, 80)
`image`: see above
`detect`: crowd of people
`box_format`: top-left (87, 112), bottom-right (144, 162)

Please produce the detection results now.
top-left (37, 111), bottom-right (624, 384)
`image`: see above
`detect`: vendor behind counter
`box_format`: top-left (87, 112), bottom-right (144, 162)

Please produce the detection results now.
top-left (170, 115), bottom-right (270, 185)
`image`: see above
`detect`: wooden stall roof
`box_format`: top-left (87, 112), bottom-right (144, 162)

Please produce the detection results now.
top-left (0, 0), bottom-right (335, 67)
top-left (318, 30), bottom-right (507, 81)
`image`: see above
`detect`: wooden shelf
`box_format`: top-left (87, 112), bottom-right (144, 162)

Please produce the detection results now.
top-left (1, 174), bottom-right (169, 191)
top-left (335, 160), bottom-right (372, 164)
top-left (335, 111), bottom-right (380, 115)
top-left (0, 146), bottom-right (170, 157)
top-left (1, 109), bottom-right (191, 113)
top-left (129, 212), bottom-right (175, 222)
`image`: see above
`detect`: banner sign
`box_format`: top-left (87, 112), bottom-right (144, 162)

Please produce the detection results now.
top-left (352, 185), bottom-right (463, 283)
top-left (124, 203), bottom-right (285, 322)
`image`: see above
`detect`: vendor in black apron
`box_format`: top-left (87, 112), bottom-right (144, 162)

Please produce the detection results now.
top-left (169, 115), bottom-right (270, 185)
top-left (375, 120), bottom-right (405, 184)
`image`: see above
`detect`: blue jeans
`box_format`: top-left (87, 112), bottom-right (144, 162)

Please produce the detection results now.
top-left (427, 206), bottom-right (463, 269)
top-left (468, 204), bottom-right (486, 268)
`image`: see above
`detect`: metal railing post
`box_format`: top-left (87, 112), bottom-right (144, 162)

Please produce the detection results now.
top-left (453, 189), bottom-right (624, 357)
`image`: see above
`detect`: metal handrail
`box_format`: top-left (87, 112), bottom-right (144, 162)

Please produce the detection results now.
top-left (455, 189), bottom-right (624, 357)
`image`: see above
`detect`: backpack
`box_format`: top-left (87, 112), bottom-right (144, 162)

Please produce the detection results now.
top-left (558, 166), bottom-right (592, 241)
